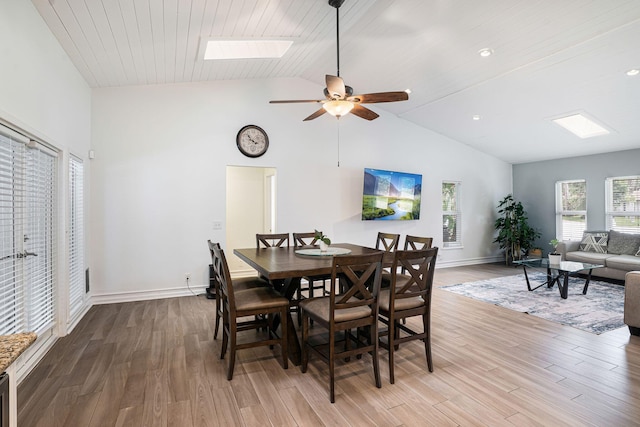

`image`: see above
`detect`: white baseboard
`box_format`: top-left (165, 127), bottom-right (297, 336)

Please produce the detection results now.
top-left (437, 255), bottom-right (503, 268)
top-left (91, 285), bottom-right (208, 305)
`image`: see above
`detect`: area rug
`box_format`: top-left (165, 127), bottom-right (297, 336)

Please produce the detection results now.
top-left (440, 272), bottom-right (625, 334)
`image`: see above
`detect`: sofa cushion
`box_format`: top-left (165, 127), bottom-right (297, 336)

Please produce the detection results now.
top-left (607, 229), bottom-right (640, 255)
top-left (579, 231), bottom-right (608, 253)
top-left (565, 251), bottom-right (614, 265)
top-left (605, 255), bottom-right (640, 271)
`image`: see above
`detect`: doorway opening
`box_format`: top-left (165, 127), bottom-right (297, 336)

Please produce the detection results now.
top-left (225, 166), bottom-right (277, 275)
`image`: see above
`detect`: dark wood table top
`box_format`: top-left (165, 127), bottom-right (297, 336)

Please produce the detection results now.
top-left (234, 243), bottom-right (385, 281)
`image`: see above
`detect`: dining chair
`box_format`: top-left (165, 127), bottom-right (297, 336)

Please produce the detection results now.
top-left (208, 240), bottom-right (268, 339)
top-left (293, 232), bottom-right (331, 299)
top-left (300, 252), bottom-right (384, 403)
top-left (212, 243), bottom-right (289, 380)
top-left (378, 247), bottom-right (438, 384)
top-left (375, 232), bottom-right (400, 252)
top-left (256, 233), bottom-right (290, 248)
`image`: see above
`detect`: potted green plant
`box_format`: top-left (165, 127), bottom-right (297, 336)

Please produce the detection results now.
top-left (493, 194), bottom-right (541, 265)
top-left (548, 239), bottom-right (562, 264)
top-left (314, 229), bottom-right (331, 252)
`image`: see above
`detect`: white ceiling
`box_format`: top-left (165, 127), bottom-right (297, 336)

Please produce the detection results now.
top-left (32, 0), bottom-right (640, 164)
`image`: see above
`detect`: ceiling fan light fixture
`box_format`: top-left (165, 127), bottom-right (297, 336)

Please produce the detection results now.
top-left (323, 100), bottom-right (354, 118)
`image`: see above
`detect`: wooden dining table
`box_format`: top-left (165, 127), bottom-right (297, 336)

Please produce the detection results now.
top-left (233, 243), bottom-right (386, 365)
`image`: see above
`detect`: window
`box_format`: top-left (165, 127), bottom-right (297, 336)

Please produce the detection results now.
top-left (68, 156), bottom-right (85, 320)
top-left (0, 124), bottom-right (57, 335)
top-left (555, 180), bottom-right (587, 241)
top-left (606, 176), bottom-right (640, 234)
top-left (442, 182), bottom-right (462, 247)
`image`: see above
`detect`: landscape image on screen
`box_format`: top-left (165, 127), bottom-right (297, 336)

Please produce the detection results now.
top-left (362, 168), bottom-right (422, 220)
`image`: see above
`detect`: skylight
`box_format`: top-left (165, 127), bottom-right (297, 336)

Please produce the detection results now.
top-left (203, 39), bottom-right (293, 60)
top-left (552, 113), bottom-right (610, 139)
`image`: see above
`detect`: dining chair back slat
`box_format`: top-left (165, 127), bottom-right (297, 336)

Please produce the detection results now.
top-left (256, 233), bottom-right (290, 248)
top-left (292, 232), bottom-right (320, 247)
top-left (376, 232), bottom-right (400, 252)
top-left (404, 235), bottom-right (433, 250)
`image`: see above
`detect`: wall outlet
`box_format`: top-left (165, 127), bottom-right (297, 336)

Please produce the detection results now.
top-left (213, 221), bottom-right (222, 230)
top-left (185, 273), bottom-right (191, 281)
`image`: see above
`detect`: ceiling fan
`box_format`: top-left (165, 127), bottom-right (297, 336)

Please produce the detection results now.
top-left (269, 0), bottom-right (409, 121)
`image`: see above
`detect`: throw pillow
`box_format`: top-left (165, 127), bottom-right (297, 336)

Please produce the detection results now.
top-left (607, 229), bottom-right (640, 255)
top-left (579, 231), bottom-right (608, 253)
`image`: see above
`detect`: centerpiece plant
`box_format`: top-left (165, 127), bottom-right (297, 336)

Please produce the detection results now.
top-left (314, 229), bottom-right (331, 251)
top-left (493, 194), bottom-right (540, 265)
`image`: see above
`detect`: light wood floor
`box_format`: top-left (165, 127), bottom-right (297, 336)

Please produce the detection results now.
top-left (18, 263), bottom-right (640, 426)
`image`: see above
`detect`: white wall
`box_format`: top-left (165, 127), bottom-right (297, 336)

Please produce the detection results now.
top-left (0, 0), bottom-right (92, 405)
top-left (0, 0), bottom-right (90, 153)
top-left (91, 78), bottom-right (512, 301)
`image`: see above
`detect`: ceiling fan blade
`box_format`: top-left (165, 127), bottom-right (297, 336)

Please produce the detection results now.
top-left (350, 104), bottom-right (379, 121)
top-left (303, 108), bottom-right (327, 121)
top-left (326, 74), bottom-right (346, 99)
top-left (348, 91), bottom-right (409, 104)
top-left (270, 99), bottom-right (324, 104)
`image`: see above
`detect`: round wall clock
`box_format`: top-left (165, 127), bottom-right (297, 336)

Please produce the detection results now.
top-left (236, 125), bottom-right (269, 158)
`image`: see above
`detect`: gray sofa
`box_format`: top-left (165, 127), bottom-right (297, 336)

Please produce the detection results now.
top-left (556, 230), bottom-right (640, 281)
top-left (626, 271), bottom-right (640, 336)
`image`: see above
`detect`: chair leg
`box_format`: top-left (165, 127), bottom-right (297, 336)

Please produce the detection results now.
top-left (227, 323), bottom-right (237, 380)
top-left (280, 307), bottom-right (289, 370)
top-left (329, 331), bottom-right (336, 403)
top-left (423, 313), bottom-right (433, 372)
top-left (372, 321), bottom-right (381, 389)
top-left (301, 311), bottom-right (309, 373)
top-left (388, 317), bottom-right (395, 384)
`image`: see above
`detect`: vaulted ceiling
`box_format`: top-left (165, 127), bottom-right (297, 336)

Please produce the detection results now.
top-left (32, 0), bottom-right (640, 163)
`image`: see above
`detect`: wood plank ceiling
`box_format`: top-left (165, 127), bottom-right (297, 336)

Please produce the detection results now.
top-left (31, 0), bottom-right (640, 163)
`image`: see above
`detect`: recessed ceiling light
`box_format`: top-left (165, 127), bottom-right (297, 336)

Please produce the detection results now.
top-left (405, 89), bottom-right (412, 94)
top-left (552, 113), bottom-right (610, 139)
top-left (472, 115), bottom-right (481, 121)
top-left (478, 48), bottom-right (493, 57)
top-left (203, 39), bottom-right (293, 60)
top-left (626, 69), bottom-right (640, 76)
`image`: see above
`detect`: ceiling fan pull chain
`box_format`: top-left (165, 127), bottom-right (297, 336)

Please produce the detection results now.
top-left (337, 120), bottom-right (341, 167)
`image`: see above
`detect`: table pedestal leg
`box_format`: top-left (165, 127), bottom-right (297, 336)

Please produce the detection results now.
top-left (557, 272), bottom-right (570, 299)
top-left (582, 269), bottom-right (593, 295)
top-left (280, 277), bottom-right (302, 366)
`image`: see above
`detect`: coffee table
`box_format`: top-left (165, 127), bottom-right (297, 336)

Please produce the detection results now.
top-left (513, 258), bottom-right (604, 299)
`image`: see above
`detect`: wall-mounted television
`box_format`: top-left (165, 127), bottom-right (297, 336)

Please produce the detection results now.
top-left (362, 168), bottom-right (422, 220)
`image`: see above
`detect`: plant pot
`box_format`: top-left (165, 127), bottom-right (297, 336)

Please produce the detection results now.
top-left (548, 254), bottom-right (562, 265)
top-left (319, 241), bottom-right (329, 252)
top-left (528, 248), bottom-right (543, 258)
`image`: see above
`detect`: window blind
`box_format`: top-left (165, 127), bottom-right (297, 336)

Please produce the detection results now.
top-left (0, 123), bottom-right (57, 335)
top-left (555, 180), bottom-right (587, 241)
top-left (68, 156), bottom-right (84, 319)
top-left (606, 176), bottom-right (640, 234)
top-left (0, 126), bottom-right (27, 334)
top-left (442, 182), bottom-right (462, 248)
top-left (24, 147), bottom-right (57, 333)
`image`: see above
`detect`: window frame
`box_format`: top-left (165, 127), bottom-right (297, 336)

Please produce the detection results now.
top-left (442, 181), bottom-right (462, 248)
top-left (555, 179), bottom-right (587, 241)
top-left (605, 175), bottom-right (640, 234)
